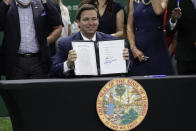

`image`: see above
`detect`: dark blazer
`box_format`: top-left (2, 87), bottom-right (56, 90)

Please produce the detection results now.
top-left (166, 0), bottom-right (196, 61)
top-left (50, 32), bottom-right (117, 78)
top-left (0, 0), bottom-right (62, 78)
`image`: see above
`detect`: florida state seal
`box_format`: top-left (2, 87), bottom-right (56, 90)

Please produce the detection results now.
top-left (96, 78), bottom-right (148, 130)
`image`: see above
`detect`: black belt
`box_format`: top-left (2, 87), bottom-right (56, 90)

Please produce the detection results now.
top-left (135, 25), bottom-right (163, 32)
top-left (18, 53), bottom-right (39, 57)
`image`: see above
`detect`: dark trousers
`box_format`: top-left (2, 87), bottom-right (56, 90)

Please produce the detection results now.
top-left (177, 60), bottom-right (196, 75)
top-left (8, 55), bottom-right (48, 80)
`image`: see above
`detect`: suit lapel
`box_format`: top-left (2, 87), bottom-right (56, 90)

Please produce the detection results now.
top-left (180, 0), bottom-right (196, 18)
top-left (9, 0), bottom-right (20, 37)
top-left (187, 0), bottom-right (196, 16)
top-left (31, 0), bottom-right (44, 31)
top-left (191, 0), bottom-right (196, 10)
top-left (75, 32), bottom-right (84, 40)
top-left (95, 32), bottom-right (103, 41)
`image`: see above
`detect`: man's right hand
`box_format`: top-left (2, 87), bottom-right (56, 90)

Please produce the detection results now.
top-left (67, 50), bottom-right (77, 69)
top-left (3, 0), bottom-right (9, 5)
top-left (171, 8), bottom-right (182, 23)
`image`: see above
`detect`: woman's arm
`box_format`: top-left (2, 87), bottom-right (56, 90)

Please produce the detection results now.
top-left (127, 0), bottom-right (135, 50)
top-left (168, 32), bottom-right (177, 55)
top-left (68, 24), bottom-right (72, 36)
top-left (111, 9), bottom-right (124, 38)
top-left (151, 0), bottom-right (168, 15)
top-left (127, 0), bottom-right (144, 61)
top-left (47, 25), bottom-right (62, 44)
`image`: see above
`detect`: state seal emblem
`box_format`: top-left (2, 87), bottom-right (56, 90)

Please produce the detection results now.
top-left (96, 78), bottom-right (148, 130)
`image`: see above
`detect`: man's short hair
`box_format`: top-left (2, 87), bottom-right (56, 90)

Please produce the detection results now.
top-left (75, 4), bottom-right (99, 21)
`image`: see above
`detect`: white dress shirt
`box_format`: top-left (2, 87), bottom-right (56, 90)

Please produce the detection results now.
top-left (169, 18), bottom-right (177, 30)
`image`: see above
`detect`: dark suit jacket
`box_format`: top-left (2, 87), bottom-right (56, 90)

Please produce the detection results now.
top-left (46, 1), bottom-right (62, 56)
top-left (0, 0), bottom-right (62, 78)
top-left (50, 32), bottom-right (118, 78)
top-left (166, 0), bottom-right (196, 61)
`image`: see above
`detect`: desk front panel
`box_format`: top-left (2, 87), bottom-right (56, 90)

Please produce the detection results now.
top-left (0, 76), bottom-right (196, 131)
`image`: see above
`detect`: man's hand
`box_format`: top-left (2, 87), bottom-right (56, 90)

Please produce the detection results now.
top-left (123, 48), bottom-right (130, 61)
top-left (171, 8), bottom-right (182, 23)
top-left (3, 0), bottom-right (9, 5)
top-left (67, 50), bottom-right (77, 69)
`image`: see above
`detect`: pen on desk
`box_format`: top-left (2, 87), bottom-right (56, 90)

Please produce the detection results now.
top-left (151, 75), bottom-right (166, 77)
top-left (144, 75), bottom-right (166, 78)
top-left (177, 0), bottom-right (180, 8)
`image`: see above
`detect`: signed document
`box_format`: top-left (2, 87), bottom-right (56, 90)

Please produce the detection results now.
top-left (72, 39), bottom-right (127, 76)
top-left (98, 40), bottom-right (126, 75)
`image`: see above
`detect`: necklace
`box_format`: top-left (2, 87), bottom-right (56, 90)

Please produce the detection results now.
top-left (135, 0), bottom-right (140, 4)
top-left (142, 0), bottom-right (151, 5)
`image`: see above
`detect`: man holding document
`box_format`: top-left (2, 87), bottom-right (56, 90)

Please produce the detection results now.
top-left (50, 4), bottom-right (130, 78)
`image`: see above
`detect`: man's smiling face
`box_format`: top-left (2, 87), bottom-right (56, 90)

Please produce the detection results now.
top-left (77, 9), bottom-right (99, 39)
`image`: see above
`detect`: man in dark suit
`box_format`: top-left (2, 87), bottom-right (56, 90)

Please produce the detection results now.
top-left (50, 4), bottom-right (130, 78)
top-left (166, 0), bottom-right (196, 75)
top-left (0, 0), bottom-right (62, 79)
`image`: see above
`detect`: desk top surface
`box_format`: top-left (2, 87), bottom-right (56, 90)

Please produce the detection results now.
top-left (0, 75), bottom-right (196, 84)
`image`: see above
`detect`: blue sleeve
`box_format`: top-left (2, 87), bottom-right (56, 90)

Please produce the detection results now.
top-left (50, 37), bottom-right (70, 78)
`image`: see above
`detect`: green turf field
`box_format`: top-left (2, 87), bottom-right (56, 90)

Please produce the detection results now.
top-left (0, 118), bottom-right (13, 131)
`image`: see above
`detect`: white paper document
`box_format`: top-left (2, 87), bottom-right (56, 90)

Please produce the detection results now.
top-left (98, 40), bottom-right (127, 75)
top-left (72, 41), bottom-right (98, 75)
top-left (72, 39), bottom-right (127, 76)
